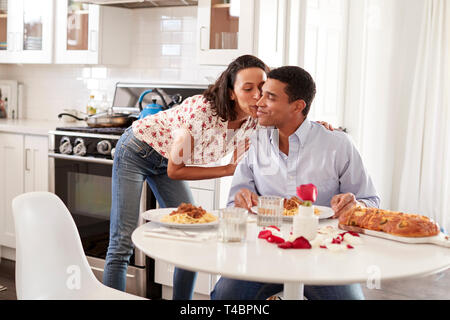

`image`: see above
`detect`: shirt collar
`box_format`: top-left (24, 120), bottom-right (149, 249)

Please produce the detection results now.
top-left (269, 118), bottom-right (312, 148)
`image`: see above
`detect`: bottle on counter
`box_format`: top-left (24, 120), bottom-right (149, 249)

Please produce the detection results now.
top-left (86, 95), bottom-right (97, 115)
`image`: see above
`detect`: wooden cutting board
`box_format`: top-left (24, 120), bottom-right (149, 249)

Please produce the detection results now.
top-left (338, 224), bottom-right (450, 248)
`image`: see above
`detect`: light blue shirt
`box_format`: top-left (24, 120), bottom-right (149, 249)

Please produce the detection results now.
top-left (227, 119), bottom-right (380, 208)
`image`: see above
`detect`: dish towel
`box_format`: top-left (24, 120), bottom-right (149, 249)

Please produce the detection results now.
top-left (144, 227), bottom-right (217, 242)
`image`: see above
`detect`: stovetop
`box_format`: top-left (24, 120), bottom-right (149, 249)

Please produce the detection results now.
top-left (55, 126), bottom-right (128, 135)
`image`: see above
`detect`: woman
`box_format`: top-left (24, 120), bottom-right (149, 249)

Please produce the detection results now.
top-left (103, 55), bottom-right (270, 299)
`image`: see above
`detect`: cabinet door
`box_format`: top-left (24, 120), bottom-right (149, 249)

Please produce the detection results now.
top-left (0, 134), bottom-right (24, 248)
top-left (55, 0), bottom-right (100, 64)
top-left (13, 0), bottom-right (54, 63)
top-left (24, 135), bottom-right (48, 193)
top-left (197, 0), bottom-right (255, 65)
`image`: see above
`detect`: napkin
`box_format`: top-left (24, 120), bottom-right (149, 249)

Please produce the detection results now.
top-left (144, 227), bottom-right (217, 242)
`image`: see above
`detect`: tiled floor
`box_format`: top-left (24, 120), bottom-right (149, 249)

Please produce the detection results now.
top-left (1, 258), bottom-right (449, 300)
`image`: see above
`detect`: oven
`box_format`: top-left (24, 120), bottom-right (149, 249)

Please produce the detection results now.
top-left (48, 129), bottom-right (160, 299)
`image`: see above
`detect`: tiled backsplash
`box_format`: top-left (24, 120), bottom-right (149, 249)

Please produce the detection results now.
top-left (1, 6), bottom-right (226, 121)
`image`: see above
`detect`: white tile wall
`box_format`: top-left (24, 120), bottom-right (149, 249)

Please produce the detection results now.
top-left (0, 6), bottom-right (226, 121)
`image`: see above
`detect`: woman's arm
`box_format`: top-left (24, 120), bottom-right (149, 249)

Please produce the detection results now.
top-left (167, 128), bottom-right (245, 180)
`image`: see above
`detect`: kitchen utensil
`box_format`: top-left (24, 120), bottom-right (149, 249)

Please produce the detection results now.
top-left (58, 109), bottom-right (137, 128)
top-left (138, 89), bottom-right (183, 119)
top-left (60, 109), bottom-right (79, 123)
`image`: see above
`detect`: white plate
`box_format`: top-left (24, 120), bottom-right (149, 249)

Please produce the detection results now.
top-left (251, 205), bottom-right (334, 221)
top-left (142, 208), bottom-right (219, 229)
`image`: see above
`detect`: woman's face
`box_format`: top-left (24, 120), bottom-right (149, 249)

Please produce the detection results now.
top-left (230, 67), bottom-right (267, 118)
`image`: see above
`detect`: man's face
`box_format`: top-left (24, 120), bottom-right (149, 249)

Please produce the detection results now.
top-left (256, 78), bottom-right (295, 127)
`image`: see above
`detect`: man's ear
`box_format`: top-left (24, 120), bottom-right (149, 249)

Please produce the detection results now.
top-left (293, 99), bottom-right (306, 114)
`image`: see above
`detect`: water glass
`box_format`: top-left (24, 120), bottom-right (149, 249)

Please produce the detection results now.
top-left (218, 207), bottom-right (248, 243)
top-left (257, 196), bottom-right (283, 228)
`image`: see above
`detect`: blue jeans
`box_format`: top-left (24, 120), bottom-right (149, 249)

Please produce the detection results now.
top-left (211, 277), bottom-right (365, 300)
top-left (102, 127), bottom-right (197, 299)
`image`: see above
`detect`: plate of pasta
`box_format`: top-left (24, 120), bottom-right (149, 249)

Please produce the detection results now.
top-left (142, 203), bottom-right (219, 229)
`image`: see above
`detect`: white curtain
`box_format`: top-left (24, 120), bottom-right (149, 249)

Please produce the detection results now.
top-left (396, 0), bottom-right (450, 232)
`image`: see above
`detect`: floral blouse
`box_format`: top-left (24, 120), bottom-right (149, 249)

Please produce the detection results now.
top-left (132, 95), bottom-right (258, 165)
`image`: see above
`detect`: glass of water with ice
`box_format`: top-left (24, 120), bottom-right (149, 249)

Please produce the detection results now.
top-left (218, 207), bottom-right (248, 243)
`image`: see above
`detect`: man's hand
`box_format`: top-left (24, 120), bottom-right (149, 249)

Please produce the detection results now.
top-left (234, 188), bottom-right (258, 211)
top-left (330, 193), bottom-right (363, 219)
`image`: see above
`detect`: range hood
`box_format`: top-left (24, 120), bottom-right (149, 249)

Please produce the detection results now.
top-left (74, 0), bottom-right (198, 9)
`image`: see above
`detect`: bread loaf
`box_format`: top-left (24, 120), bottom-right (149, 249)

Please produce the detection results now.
top-left (338, 207), bottom-right (439, 237)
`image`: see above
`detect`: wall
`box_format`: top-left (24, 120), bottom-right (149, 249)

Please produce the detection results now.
top-left (0, 6), bottom-right (226, 120)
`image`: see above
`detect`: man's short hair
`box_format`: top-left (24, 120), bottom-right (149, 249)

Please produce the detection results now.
top-left (267, 66), bottom-right (316, 117)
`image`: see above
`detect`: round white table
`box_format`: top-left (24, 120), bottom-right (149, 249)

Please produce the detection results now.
top-left (132, 219), bottom-right (450, 300)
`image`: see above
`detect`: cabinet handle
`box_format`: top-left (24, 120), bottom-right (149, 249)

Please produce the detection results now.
top-left (199, 26), bottom-right (207, 51)
top-left (25, 148), bottom-right (31, 171)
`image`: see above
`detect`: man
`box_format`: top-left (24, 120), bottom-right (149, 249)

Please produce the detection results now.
top-left (211, 66), bottom-right (380, 300)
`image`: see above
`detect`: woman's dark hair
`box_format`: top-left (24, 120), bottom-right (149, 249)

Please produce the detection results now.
top-left (203, 55), bottom-right (270, 122)
top-left (268, 66), bottom-right (316, 117)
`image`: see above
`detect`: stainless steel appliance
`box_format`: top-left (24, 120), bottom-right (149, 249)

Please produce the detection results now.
top-left (48, 83), bottom-right (207, 299)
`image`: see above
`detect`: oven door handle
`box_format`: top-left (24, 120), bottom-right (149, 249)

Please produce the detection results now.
top-left (48, 152), bottom-right (114, 165)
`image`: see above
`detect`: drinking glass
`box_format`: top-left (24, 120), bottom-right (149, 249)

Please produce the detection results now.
top-left (218, 207), bottom-right (248, 243)
top-left (257, 196), bottom-right (283, 228)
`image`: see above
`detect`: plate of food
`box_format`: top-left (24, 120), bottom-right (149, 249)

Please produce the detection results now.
top-left (251, 196), bottom-right (334, 221)
top-left (142, 203), bottom-right (219, 229)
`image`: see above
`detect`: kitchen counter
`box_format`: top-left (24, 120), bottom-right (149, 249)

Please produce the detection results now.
top-left (0, 118), bottom-right (86, 136)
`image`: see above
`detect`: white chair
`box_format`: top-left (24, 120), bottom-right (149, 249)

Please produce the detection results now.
top-left (12, 191), bottom-right (147, 300)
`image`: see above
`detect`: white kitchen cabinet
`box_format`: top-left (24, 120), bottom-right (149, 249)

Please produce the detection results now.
top-left (54, 0), bottom-right (132, 65)
top-left (24, 135), bottom-right (49, 193)
top-left (0, 0), bottom-right (54, 64)
top-left (197, 0), bottom-right (255, 65)
top-left (0, 133), bottom-right (24, 248)
top-left (0, 133), bottom-right (48, 249)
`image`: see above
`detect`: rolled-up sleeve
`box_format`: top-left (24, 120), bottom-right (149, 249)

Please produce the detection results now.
top-left (337, 136), bottom-right (380, 208)
top-left (227, 148), bottom-right (258, 207)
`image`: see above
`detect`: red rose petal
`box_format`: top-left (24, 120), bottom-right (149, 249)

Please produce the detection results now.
top-left (258, 230), bottom-right (272, 239)
top-left (320, 245), bottom-right (328, 249)
top-left (347, 245), bottom-right (354, 249)
top-left (267, 235), bottom-right (285, 244)
top-left (267, 225), bottom-right (280, 232)
top-left (292, 237), bottom-right (312, 249)
top-left (278, 241), bottom-right (294, 249)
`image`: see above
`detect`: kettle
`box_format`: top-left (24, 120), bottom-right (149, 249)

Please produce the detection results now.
top-left (137, 89), bottom-right (183, 120)
top-left (138, 89), bottom-right (166, 119)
